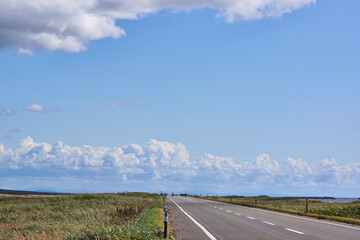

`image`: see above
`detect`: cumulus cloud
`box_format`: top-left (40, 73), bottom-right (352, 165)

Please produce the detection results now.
top-left (0, 136), bottom-right (359, 194)
top-left (25, 104), bottom-right (48, 112)
top-left (0, 0), bottom-right (315, 54)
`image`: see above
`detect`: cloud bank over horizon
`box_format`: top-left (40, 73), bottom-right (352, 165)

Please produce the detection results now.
top-left (0, 136), bottom-right (359, 196)
top-left (0, 0), bottom-right (315, 54)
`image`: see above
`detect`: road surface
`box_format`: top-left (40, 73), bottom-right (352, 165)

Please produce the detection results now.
top-left (167, 196), bottom-right (360, 240)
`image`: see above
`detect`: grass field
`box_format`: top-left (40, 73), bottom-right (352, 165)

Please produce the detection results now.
top-left (198, 195), bottom-right (360, 225)
top-left (0, 192), bottom-right (175, 240)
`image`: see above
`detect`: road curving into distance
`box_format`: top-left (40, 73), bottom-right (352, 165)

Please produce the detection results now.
top-left (167, 196), bottom-right (360, 240)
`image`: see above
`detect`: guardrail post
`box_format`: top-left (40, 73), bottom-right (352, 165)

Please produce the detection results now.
top-left (306, 198), bottom-right (309, 213)
top-left (164, 207), bottom-right (169, 238)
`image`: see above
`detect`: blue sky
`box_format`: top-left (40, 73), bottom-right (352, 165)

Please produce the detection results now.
top-left (1, 0), bottom-right (360, 196)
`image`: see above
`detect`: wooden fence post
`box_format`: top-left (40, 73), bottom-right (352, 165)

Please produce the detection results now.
top-left (306, 198), bottom-right (309, 213)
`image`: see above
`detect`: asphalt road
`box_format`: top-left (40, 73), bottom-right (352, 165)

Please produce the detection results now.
top-left (167, 196), bottom-right (360, 240)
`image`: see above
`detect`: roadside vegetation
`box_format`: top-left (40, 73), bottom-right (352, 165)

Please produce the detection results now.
top-left (197, 195), bottom-right (360, 225)
top-left (0, 192), bottom-right (175, 240)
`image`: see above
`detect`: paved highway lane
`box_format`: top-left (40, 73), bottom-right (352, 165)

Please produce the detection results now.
top-left (167, 197), bottom-right (360, 240)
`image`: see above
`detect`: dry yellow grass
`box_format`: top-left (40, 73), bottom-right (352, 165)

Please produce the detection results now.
top-left (0, 193), bottom-right (165, 240)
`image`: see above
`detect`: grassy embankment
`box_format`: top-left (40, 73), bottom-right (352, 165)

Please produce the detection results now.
top-left (197, 195), bottom-right (360, 225)
top-left (0, 192), bottom-right (175, 240)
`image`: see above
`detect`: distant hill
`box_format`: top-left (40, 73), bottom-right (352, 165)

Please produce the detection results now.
top-left (0, 189), bottom-right (70, 195)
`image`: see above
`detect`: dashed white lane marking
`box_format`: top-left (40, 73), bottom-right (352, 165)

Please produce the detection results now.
top-left (226, 210), bottom-right (232, 213)
top-left (169, 198), bottom-right (217, 240)
top-left (219, 208), bottom-right (223, 210)
top-left (214, 207), bottom-right (217, 208)
top-left (263, 221), bottom-right (275, 226)
top-left (247, 216), bottom-right (255, 220)
top-left (237, 203), bottom-right (360, 231)
top-left (285, 228), bottom-right (305, 235)
top-left (235, 213), bottom-right (242, 216)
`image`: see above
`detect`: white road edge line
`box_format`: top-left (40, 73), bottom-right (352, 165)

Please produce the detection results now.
top-left (169, 198), bottom-right (217, 240)
top-left (263, 221), bottom-right (275, 226)
top-left (285, 228), bottom-right (305, 235)
top-left (247, 216), bottom-right (255, 220)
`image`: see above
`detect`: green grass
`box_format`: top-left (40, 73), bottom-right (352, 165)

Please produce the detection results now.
top-left (196, 195), bottom-right (360, 225)
top-left (0, 192), bottom-right (175, 240)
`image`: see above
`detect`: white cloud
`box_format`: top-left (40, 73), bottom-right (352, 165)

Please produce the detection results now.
top-left (25, 104), bottom-right (48, 112)
top-left (152, 170), bottom-right (162, 180)
top-left (1, 107), bottom-right (14, 116)
top-left (195, 154), bottom-right (242, 181)
top-left (17, 48), bottom-right (34, 56)
top-left (285, 157), bottom-right (312, 175)
top-left (254, 153), bottom-right (280, 173)
top-left (0, 0), bottom-right (315, 54)
top-left (110, 102), bottom-right (125, 107)
top-left (1, 136), bottom-right (359, 195)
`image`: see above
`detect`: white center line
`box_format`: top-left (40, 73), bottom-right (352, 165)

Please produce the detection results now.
top-left (263, 221), bottom-right (275, 226)
top-left (285, 228), bottom-right (305, 235)
top-left (226, 210), bottom-right (232, 213)
top-left (247, 216), bottom-right (255, 220)
top-left (169, 198), bottom-right (217, 240)
top-left (235, 213), bottom-right (242, 216)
